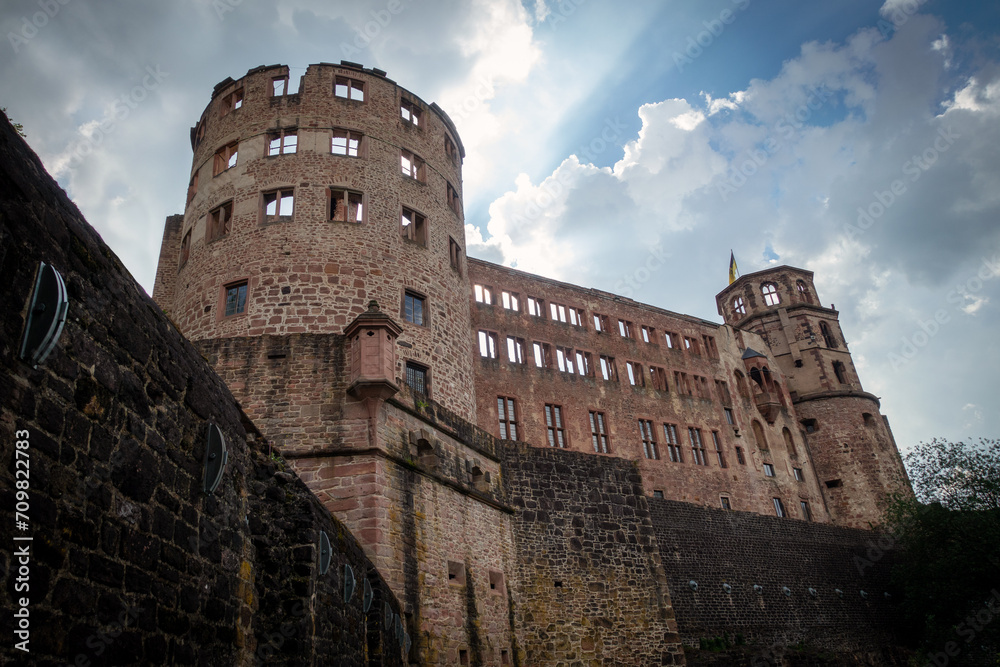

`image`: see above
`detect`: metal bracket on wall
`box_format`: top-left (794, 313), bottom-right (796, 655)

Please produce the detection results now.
top-left (19, 261), bottom-right (69, 368)
top-left (318, 530), bottom-right (332, 575)
top-left (202, 423), bottom-right (229, 495)
top-left (344, 563), bottom-right (356, 603)
top-left (363, 578), bottom-right (373, 612)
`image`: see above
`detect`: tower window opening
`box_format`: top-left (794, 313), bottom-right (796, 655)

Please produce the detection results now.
top-left (330, 189), bottom-right (363, 222)
top-left (403, 291), bottom-right (425, 326)
top-left (401, 149), bottom-right (426, 181)
top-left (449, 237), bottom-right (463, 275)
top-left (179, 230), bottom-right (191, 267)
top-left (262, 189), bottom-right (294, 222)
top-left (796, 280), bottom-right (812, 303)
top-left (401, 207), bottom-right (427, 246)
top-left (820, 321), bottom-right (839, 348)
top-left (762, 282), bottom-right (780, 306)
top-left (334, 76), bottom-right (365, 101)
top-left (267, 128), bottom-right (297, 155)
top-left (733, 296), bottom-right (746, 315)
top-left (207, 200), bottom-right (233, 242)
top-left (400, 98), bottom-right (421, 125)
top-left (213, 141), bottom-right (239, 175)
top-left (405, 361), bottom-right (428, 395)
top-left (224, 281), bottom-right (248, 317)
top-left (221, 88), bottom-right (243, 116)
top-left (331, 129), bottom-right (362, 157)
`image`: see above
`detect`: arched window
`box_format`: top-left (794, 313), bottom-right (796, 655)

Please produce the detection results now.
top-left (782, 427), bottom-right (798, 458)
top-left (796, 280), bottom-right (812, 304)
top-left (733, 296), bottom-right (746, 316)
top-left (761, 282), bottom-right (780, 306)
top-left (752, 420), bottom-right (768, 450)
top-left (820, 321), bottom-right (838, 348)
top-left (749, 367), bottom-right (764, 389)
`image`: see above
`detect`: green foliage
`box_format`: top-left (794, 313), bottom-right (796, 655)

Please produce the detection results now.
top-left (2, 107), bottom-right (26, 137)
top-left (884, 438), bottom-right (1000, 665)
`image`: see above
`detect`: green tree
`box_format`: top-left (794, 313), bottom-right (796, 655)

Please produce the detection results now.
top-left (2, 107), bottom-right (26, 137)
top-left (884, 438), bottom-right (1000, 666)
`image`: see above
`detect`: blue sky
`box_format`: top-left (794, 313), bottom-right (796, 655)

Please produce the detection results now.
top-left (2, 0), bottom-right (998, 454)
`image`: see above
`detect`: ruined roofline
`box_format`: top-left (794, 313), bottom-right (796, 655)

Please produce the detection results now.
top-left (466, 256), bottom-right (724, 330)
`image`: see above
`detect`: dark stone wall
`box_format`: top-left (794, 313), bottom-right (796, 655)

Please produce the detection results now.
top-left (649, 498), bottom-right (907, 665)
top-left (501, 444), bottom-right (686, 665)
top-left (0, 118), bottom-right (404, 665)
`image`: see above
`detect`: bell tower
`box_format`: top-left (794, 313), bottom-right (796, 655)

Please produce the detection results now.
top-left (717, 266), bottom-right (910, 528)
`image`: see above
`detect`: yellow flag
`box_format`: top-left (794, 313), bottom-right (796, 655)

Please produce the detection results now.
top-left (728, 251), bottom-right (738, 285)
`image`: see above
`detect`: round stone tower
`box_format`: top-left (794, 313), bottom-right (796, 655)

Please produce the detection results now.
top-left (716, 266), bottom-right (911, 528)
top-left (153, 61), bottom-right (476, 420)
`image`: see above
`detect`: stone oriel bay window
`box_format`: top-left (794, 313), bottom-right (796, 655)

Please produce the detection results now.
top-left (331, 129), bottom-right (363, 157)
top-left (400, 149), bottom-right (426, 181)
top-left (262, 189), bottom-right (294, 223)
top-left (220, 87), bottom-right (243, 116)
top-left (213, 141), bottom-right (239, 175)
top-left (401, 207), bottom-right (427, 246)
top-left (335, 75), bottom-right (365, 101)
top-left (267, 128), bottom-right (297, 155)
top-left (329, 189), bottom-right (363, 223)
top-left (206, 201), bottom-right (233, 243)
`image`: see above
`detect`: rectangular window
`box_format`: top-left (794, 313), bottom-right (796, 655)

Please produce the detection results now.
top-left (626, 362), bottom-right (644, 387)
top-left (207, 200), bottom-right (233, 242)
top-left (664, 423), bottom-right (682, 462)
top-left (187, 171), bottom-right (198, 205)
top-left (527, 297), bottom-right (543, 317)
top-left (703, 335), bottom-right (719, 358)
top-left (401, 149), bottom-right (426, 181)
top-left (449, 237), bottom-right (462, 275)
top-left (474, 284), bottom-right (492, 304)
top-left (220, 88), bottom-right (243, 116)
top-left (689, 427), bottom-right (707, 465)
top-left (599, 355), bottom-right (618, 381)
top-left (593, 313), bottom-right (608, 332)
top-left (575, 351), bottom-right (592, 377)
top-left (263, 188), bottom-right (294, 222)
top-left (763, 463), bottom-right (775, 477)
top-left (793, 467), bottom-right (804, 482)
top-left (330, 189), bottom-right (363, 222)
top-left (664, 332), bottom-right (677, 349)
top-left (717, 381), bottom-right (733, 406)
top-left (735, 446), bottom-right (746, 465)
top-left (724, 407), bottom-right (735, 425)
top-left (331, 129), bottom-right (362, 157)
top-left (590, 411), bottom-right (609, 453)
top-left (569, 308), bottom-right (583, 327)
top-left (404, 291), bottom-right (425, 326)
top-left (506, 336), bottom-right (525, 364)
top-left (674, 371), bottom-right (692, 395)
top-left (271, 76), bottom-right (287, 97)
top-left (549, 302), bottom-right (568, 323)
top-left (684, 336), bottom-right (700, 354)
top-left (653, 490), bottom-right (664, 499)
top-left (213, 141), bottom-right (239, 175)
top-left (532, 342), bottom-right (551, 369)
top-left (501, 291), bottom-right (519, 311)
top-left (618, 319), bottom-right (633, 338)
top-left (224, 281), bottom-right (248, 317)
top-left (649, 366), bottom-right (668, 392)
top-left (405, 361), bottom-right (427, 395)
top-left (556, 347), bottom-right (575, 374)
top-left (498, 396), bottom-right (518, 440)
top-left (773, 498), bottom-right (786, 518)
top-left (478, 331), bottom-right (498, 359)
top-left (713, 431), bottom-right (727, 468)
top-left (545, 404), bottom-right (566, 448)
top-left (401, 207), bottom-right (427, 245)
top-left (640, 419), bottom-right (659, 460)
top-left (641, 325), bottom-right (654, 343)
top-left (444, 134), bottom-right (459, 163)
top-left (334, 76), bottom-right (365, 101)
top-left (800, 501), bottom-right (812, 521)
top-left (400, 98), bottom-right (421, 125)
top-left (267, 128), bottom-right (297, 155)
top-left (721, 497), bottom-right (732, 510)
top-left (179, 230), bottom-right (191, 267)
top-left (447, 183), bottom-right (461, 214)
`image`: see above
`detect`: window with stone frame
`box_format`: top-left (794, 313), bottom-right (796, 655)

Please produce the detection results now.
top-left (220, 88), bottom-right (243, 117)
top-left (207, 201), bottom-right (233, 242)
top-left (271, 75), bottom-right (288, 97)
top-left (330, 189), bottom-right (364, 222)
top-left (618, 319), bottom-right (634, 339)
top-left (405, 361), bottom-right (428, 395)
top-left (400, 98), bottom-right (421, 126)
top-left (223, 281), bottom-right (248, 317)
top-left (733, 296), bottom-right (746, 316)
top-left (556, 347), bottom-right (576, 374)
top-left (545, 404), bottom-right (567, 448)
top-left (599, 355), bottom-right (618, 381)
top-left (179, 230), bottom-right (191, 267)
top-left (401, 207), bottom-right (427, 246)
top-left (331, 129), bottom-right (363, 157)
top-left (575, 350), bottom-right (593, 377)
top-left (593, 313), bottom-right (609, 333)
top-left (401, 149), bottom-right (426, 181)
top-left (334, 76), bottom-right (365, 101)
top-left (689, 427), bottom-right (707, 465)
top-left (532, 342), bottom-right (551, 369)
top-left (735, 446), bottom-right (746, 464)
top-left (474, 284), bottom-right (493, 304)
top-left (501, 290), bottom-right (519, 311)
top-left (641, 325), bottom-right (655, 343)
top-left (497, 396), bottom-right (518, 440)
top-left (712, 431), bottom-right (727, 467)
top-left (478, 330), bottom-right (499, 359)
top-left (640, 419), bottom-right (659, 460)
top-left (213, 141), bottom-right (239, 175)
top-left (773, 497), bottom-right (786, 517)
top-left (664, 331), bottom-right (678, 348)
top-left (590, 411), bottom-right (610, 453)
top-left (267, 128), bottom-right (298, 156)
top-left (449, 237), bottom-right (463, 275)
top-left (664, 423), bottom-right (682, 462)
top-left (762, 282), bottom-right (780, 306)
top-left (186, 171), bottom-right (198, 205)
top-left (626, 361), bottom-right (644, 387)
top-left (444, 133), bottom-right (460, 164)
top-left (403, 291), bottom-right (425, 326)
top-left (447, 182), bottom-right (461, 214)
top-left (527, 297), bottom-right (544, 317)
top-left (506, 336), bottom-right (525, 364)
top-left (262, 189), bottom-right (294, 223)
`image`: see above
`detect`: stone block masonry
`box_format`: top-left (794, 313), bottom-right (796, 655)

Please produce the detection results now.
top-left (0, 117), bottom-right (405, 665)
